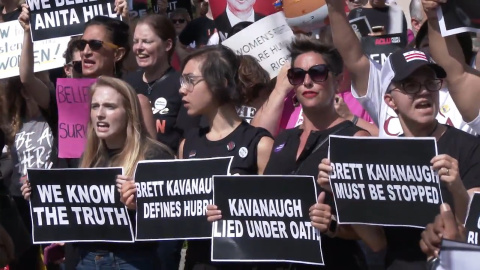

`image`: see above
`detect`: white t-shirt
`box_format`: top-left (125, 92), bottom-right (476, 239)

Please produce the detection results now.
top-left (352, 61), bottom-right (477, 137)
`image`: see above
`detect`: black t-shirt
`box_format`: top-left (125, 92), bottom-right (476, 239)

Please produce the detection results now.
top-left (125, 68), bottom-right (200, 153)
top-left (264, 121), bottom-right (367, 270)
top-left (179, 16), bottom-right (216, 48)
top-left (182, 121), bottom-right (272, 268)
top-left (348, 6), bottom-right (407, 38)
top-left (0, 6), bottom-right (21, 22)
top-left (385, 125), bottom-right (480, 269)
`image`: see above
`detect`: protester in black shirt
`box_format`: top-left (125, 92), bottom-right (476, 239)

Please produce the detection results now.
top-left (179, 45), bottom-right (273, 269)
top-left (178, 1), bottom-right (215, 48)
top-left (22, 76), bottom-right (174, 269)
top-left (125, 14), bottom-right (199, 153)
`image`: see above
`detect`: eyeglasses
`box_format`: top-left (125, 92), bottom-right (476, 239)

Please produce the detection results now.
top-left (287, 64), bottom-right (330, 86)
top-left (392, 79), bottom-right (443, 95)
top-left (172, 19), bottom-right (186, 24)
top-left (67, 60), bottom-right (82, 74)
top-left (180, 74), bottom-right (204, 92)
top-left (75, 39), bottom-right (119, 51)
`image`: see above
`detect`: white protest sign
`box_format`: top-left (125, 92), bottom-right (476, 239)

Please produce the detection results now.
top-left (0, 20), bottom-right (69, 79)
top-left (222, 12), bottom-right (294, 79)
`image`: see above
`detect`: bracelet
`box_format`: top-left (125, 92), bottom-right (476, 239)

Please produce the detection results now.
top-left (351, 115), bottom-right (359, 125)
top-left (325, 215), bottom-right (338, 238)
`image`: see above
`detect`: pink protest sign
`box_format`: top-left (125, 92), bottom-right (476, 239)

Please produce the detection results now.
top-left (56, 78), bottom-right (96, 158)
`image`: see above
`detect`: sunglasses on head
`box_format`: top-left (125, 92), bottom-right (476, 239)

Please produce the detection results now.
top-left (172, 19), bottom-right (186, 24)
top-left (287, 64), bottom-right (330, 86)
top-left (75, 39), bottom-right (119, 51)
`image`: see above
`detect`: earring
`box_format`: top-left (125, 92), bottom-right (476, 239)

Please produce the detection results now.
top-left (292, 95), bottom-right (299, 107)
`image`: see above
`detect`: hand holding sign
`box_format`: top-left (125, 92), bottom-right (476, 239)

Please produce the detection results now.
top-left (420, 203), bottom-right (466, 258)
top-left (19, 4), bottom-right (31, 32)
top-left (118, 175), bottom-right (136, 210)
top-left (309, 192), bottom-right (332, 233)
top-left (114, 0), bottom-right (128, 17)
top-left (431, 154), bottom-right (462, 188)
top-left (206, 204), bottom-right (222, 222)
top-left (317, 158), bottom-right (333, 193)
top-left (21, 180), bottom-right (32, 200)
top-left (422, 0), bottom-right (443, 19)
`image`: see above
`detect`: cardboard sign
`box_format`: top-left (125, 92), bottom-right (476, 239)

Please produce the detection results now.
top-left (438, 0), bottom-right (480, 36)
top-left (222, 12), bottom-right (294, 79)
top-left (134, 157), bottom-right (232, 240)
top-left (361, 33), bottom-right (406, 66)
top-left (27, 168), bottom-right (134, 244)
top-left (27, 0), bottom-right (120, 41)
top-left (0, 21), bottom-right (69, 79)
top-left (211, 175), bottom-right (323, 265)
top-left (349, 16), bottom-right (372, 37)
top-left (57, 78), bottom-right (96, 158)
top-left (465, 192), bottom-right (480, 245)
top-left (328, 136), bottom-right (442, 228)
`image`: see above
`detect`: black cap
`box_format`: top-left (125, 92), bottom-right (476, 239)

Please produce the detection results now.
top-left (389, 48), bottom-right (446, 82)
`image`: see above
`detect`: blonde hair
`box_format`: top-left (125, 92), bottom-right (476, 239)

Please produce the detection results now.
top-left (80, 76), bottom-right (172, 176)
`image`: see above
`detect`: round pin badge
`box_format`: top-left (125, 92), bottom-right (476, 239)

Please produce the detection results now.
top-left (238, 147), bottom-right (248, 158)
top-left (227, 141), bottom-right (236, 151)
top-left (154, 97), bottom-right (167, 110)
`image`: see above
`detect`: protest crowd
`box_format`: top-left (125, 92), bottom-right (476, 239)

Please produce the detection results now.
top-left (2, 0), bottom-right (480, 269)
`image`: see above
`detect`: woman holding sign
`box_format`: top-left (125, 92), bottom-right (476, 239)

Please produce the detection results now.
top-left (22, 76), bottom-right (174, 269)
top-left (207, 36), bottom-right (386, 269)
top-left (17, 4), bottom-right (157, 140)
top-left (178, 45), bottom-right (274, 269)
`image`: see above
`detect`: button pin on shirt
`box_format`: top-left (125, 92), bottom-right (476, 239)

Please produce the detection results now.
top-left (227, 141), bottom-right (235, 151)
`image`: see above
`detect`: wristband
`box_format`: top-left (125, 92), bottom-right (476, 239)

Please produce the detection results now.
top-left (325, 215), bottom-right (338, 238)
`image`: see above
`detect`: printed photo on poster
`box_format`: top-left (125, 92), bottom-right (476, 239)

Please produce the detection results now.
top-left (438, 0), bottom-right (480, 36)
top-left (134, 157), bottom-right (232, 241)
top-left (328, 135), bottom-right (442, 228)
top-left (27, 0), bottom-right (120, 41)
top-left (210, 0), bottom-right (276, 41)
top-left (27, 168), bottom-right (134, 244)
top-left (211, 175), bottom-right (323, 265)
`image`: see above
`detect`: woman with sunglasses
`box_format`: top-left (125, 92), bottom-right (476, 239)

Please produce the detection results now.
top-left (18, 5), bottom-right (156, 140)
top-left (170, 8), bottom-right (191, 37)
top-left (178, 45), bottom-right (274, 270)
top-left (125, 14), bottom-right (199, 154)
top-left (207, 36), bottom-right (386, 270)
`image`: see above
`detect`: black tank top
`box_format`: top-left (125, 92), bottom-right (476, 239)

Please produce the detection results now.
top-left (183, 121), bottom-right (271, 175)
top-left (183, 121), bottom-right (272, 269)
top-left (264, 121), bottom-right (368, 270)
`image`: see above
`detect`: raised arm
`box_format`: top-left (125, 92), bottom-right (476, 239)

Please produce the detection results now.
top-left (424, 0), bottom-right (480, 122)
top-left (251, 64), bottom-right (293, 136)
top-left (326, 0), bottom-right (371, 96)
top-left (18, 4), bottom-right (51, 110)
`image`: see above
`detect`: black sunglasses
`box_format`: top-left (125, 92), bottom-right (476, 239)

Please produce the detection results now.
top-left (287, 64), bottom-right (330, 86)
top-left (75, 39), bottom-right (119, 51)
top-left (172, 19), bottom-right (186, 24)
top-left (396, 79), bottom-right (443, 95)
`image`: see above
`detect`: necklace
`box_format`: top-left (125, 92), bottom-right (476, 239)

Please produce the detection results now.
top-left (146, 79), bottom-right (159, 95)
top-left (427, 121), bottom-right (439, 137)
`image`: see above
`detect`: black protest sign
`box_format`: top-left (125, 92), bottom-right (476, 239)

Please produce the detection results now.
top-left (212, 175), bottom-right (323, 265)
top-left (328, 136), bottom-right (442, 228)
top-left (27, 168), bottom-right (134, 244)
top-left (128, 0), bottom-right (149, 18)
top-left (27, 0), bottom-right (120, 41)
top-left (134, 157), bottom-right (233, 240)
top-left (349, 16), bottom-right (372, 37)
top-left (361, 33), bottom-right (406, 66)
top-left (465, 193), bottom-right (480, 245)
top-left (439, 0), bottom-right (480, 36)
